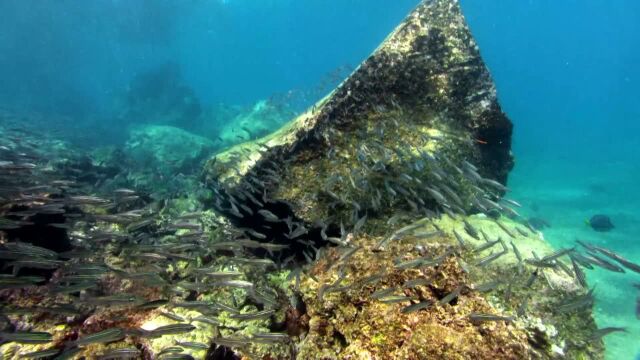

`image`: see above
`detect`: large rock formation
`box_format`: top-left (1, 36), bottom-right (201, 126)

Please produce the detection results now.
top-left (203, 0), bottom-right (514, 255)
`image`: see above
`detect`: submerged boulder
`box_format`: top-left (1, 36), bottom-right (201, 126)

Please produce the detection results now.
top-left (203, 0), bottom-right (514, 254)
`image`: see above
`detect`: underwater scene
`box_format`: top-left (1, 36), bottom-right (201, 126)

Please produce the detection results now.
top-left (0, 0), bottom-right (638, 359)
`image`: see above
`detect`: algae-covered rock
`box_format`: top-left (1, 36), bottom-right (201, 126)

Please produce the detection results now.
top-left (205, 0), bottom-right (513, 186)
top-left (292, 216), bottom-right (603, 359)
top-left (202, 0), bottom-right (514, 242)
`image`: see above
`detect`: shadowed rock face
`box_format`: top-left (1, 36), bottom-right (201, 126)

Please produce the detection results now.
top-left (203, 0), bottom-right (514, 257)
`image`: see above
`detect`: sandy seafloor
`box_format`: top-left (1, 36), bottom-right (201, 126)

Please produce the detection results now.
top-left (510, 156), bottom-right (640, 360)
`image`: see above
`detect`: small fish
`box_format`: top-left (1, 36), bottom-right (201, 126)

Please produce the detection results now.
top-left (371, 287), bottom-right (397, 299)
top-left (0, 331), bottom-right (53, 344)
top-left (589, 327), bottom-right (627, 341)
top-left (473, 280), bottom-right (500, 293)
top-left (452, 229), bottom-right (467, 248)
top-left (19, 348), bottom-right (62, 359)
top-left (556, 289), bottom-right (595, 313)
top-left (229, 309), bottom-right (275, 321)
top-left (191, 315), bottom-right (221, 326)
top-left (395, 256), bottom-right (441, 270)
top-left (158, 346), bottom-right (185, 356)
top-left (378, 295), bottom-right (416, 304)
top-left (540, 247), bottom-right (575, 263)
top-left (494, 220), bottom-right (515, 239)
top-left (590, 245), bottom-right (640, 274)
top-left (97, 348), bottom-right (141, 360)
top-left (468, 313), bottom-right (514, 323)
top-left (214, 280), bottom-right (255, 290)
top-left (74, 328), bottom-right (125, 346)
top-left (403, 278), bottom-right (431, 288)
top-left (175, 341), bottom-right (209, 350)
top-left (474, 239), bottom-right (501, 253)
top-left (476, 250), bottom-right (506, 267)
top-left (401, 300), bottom-right (434, 314)
top-left (570, 257), bottom-right (588, 288)
top-left (211, 334), bottom-right (253, 348)
top-left (514, 227), bottom-right (529, 237)
top-left (257, 209), bottom-right (280, 222)
top-left (584, 253), bottom-right (625, 273)
top-left (250, 332), bottom-right (290, 343)
top-left (524, 270), bottom-right (539, 288)
top-left (160, 311), bottom-right (186, 322)
top-left (462, 220), bottom-right (479, 240)
top-left (145, 324), bottom-right (196, 337)
top-left (353, 214), bottom-right (367, 234)
top-left (439, 285), bottom-right (463, 306)
top-left (137, 299), bottom-right (170, 310)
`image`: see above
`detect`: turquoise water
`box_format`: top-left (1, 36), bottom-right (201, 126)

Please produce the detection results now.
top-left (0, 0), bottom-right (638, 358)
top-left (464, 2), bottom-right (640, 358)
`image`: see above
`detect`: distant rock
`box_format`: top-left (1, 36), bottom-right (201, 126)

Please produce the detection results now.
top-left (125, 124), bottom-right (214, 175)
top-left (218, 100), bottom-right (292, 144)
top-left (589, 214), bottom-right (614, 232)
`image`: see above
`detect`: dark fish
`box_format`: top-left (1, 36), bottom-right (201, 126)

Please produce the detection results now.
top-left (588, 214), bottom-right (614, 232)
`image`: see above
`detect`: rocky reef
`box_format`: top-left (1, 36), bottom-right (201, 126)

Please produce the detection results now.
top-left (0, 1), bottom-right (609, 359)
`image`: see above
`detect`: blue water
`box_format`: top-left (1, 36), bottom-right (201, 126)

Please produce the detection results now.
top-left (0, 0), bottom-right (638, 358)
